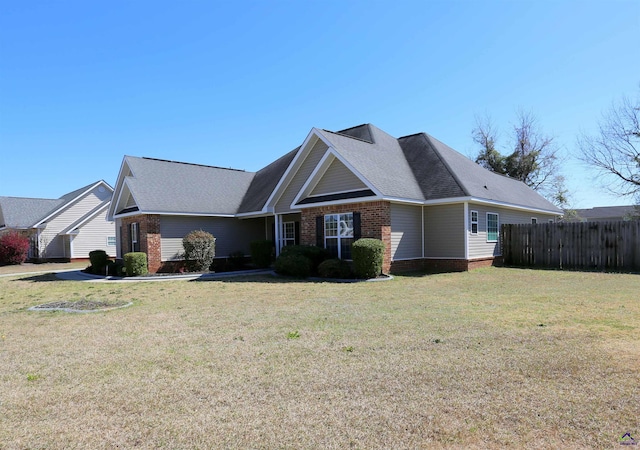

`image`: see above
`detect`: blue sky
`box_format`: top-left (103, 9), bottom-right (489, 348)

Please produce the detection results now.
top-left (1, 0), bottom-right (638, 208)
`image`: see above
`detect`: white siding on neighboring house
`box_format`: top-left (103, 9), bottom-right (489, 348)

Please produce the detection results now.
top-left (310, 158), bottom-right (367, 196)
top-left (390, 203), bottom-right (423, 260)
top-left (467, 204), bottom-right (557, 259)
top-left (39, 187), bottom-right (112, 259)
top-left (423, 204), bottom-right (465, 259)
top-left (160, 216), bottom-right (266, 261)
top-left (71, 210), bottom-right (116, 258)
top-left (274, 139), bottom-right (328, 213)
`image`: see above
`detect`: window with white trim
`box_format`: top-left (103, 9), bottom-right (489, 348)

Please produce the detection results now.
top-left (130, 222), bottom-right (140, 252)
top-left (470, 210), bottom-right (478, 234)
top-left (325, 213), bottom-right (354, 259)
top-left (487, 213), bottom-right (499, 242)
top-left (107, 236), bottom-right (116, 246)
top-left (281, 221), bottom-right (296, 247)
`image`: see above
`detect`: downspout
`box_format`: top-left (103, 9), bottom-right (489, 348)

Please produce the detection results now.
top-left (421, 205), bottom-right (425, 258)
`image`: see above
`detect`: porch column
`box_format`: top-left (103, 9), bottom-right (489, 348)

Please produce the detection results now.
top-left (274, 214), bottom-right (281, 257)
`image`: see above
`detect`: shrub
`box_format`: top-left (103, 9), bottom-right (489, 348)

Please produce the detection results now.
top-left (250, 240), bottom-right (274, 268)
top-left (279, 245), bottom-right (329, 274)
top-left (352, 238), bottom-right (385, 279)
top-left (318, 258), bottom-right (353, 279)
top-left (0, 232), bottom-right (30, 265)
top-left (226, 251), bottom-right (246, 271)
top-left (107, 259), bottom-right (126, 276)
top-left (182, 230), bottom-right (216, 272)
top-left (89, 250), bottom-right (111, 275)
top-left (124, 252), bottom-right (148, 276)
top-left (274, 253), bottom-right (312, 278)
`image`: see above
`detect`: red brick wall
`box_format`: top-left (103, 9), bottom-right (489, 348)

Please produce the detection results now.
top-left (120, 214), bottom-right (162, 273)
top-left (300, 201), bottom-right (392, 273)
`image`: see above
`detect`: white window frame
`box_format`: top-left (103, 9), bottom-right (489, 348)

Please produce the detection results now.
top-left (486, 212), bottom-right (499, 243)
top-left (324, 212), bottom-right (354, 259)
top-left (130, 222), bottom-right (139, 251)
top-left (107, 236), bottom-right (116, 246)
top-left (281, 221), bottom-right (295, 247)
top-left (470, 210), bottom-right (478, 234)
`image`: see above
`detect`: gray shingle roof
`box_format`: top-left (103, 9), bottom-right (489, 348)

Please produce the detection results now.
top-left (0, 197), bottom-right (63, 228)
top-left (571, 205), bottom-right (640, 220)
top-left (0, 181), bottom-right (112, 229)
top-left (238, 148), bottom-right (298, 213)
top-left (124, 157), bottom-right (256, 215)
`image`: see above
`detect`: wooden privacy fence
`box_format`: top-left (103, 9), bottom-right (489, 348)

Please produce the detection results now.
top-left (501, 221), bottom-right (640, 271)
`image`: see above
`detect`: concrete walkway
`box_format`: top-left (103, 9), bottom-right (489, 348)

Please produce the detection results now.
top-left (2, 268), bottom-right (274, 282)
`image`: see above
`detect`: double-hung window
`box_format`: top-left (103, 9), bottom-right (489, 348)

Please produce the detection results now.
top-left (130, 222), bottom-right (140, 252)
top-left (324, 213), bottom-right (354, 259)
top-left (281, 221), bottom-right (296, 247)
top-left (470, 210), bottom-right (478, 234)
top-left (486, 213), bottom-right (499, 242)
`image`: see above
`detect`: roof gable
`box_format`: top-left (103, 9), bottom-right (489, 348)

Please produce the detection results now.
top-left (113, 157), bottom-right (256, 217)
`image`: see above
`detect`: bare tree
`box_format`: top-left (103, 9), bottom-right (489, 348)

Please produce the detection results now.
top-left (472, 110), bottom-right (566, 206)
top-left (577, 92), bottom-right (640, 201)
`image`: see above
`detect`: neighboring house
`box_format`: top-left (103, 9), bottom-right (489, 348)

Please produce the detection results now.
top-left (107, 124), bottom-right (562, 273)
top-left (565, 205), bottom-right (640, 222)
top-left (0, 181), bottom-right (116, 260)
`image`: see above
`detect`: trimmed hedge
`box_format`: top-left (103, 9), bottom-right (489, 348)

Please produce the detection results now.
top-left (250, 240), bottom-right (274, 268)
top-left (275, 253), bottom-right (312, 278)
top-left (89, 250), bottom-right (110, 275)
top-left (317, 258), bottom-right (353, 279)
top-left (124, 252), bottom-right (148, 277)
top-left (0, 232), bottom-right (30, 265)
top-left (352, 238), bottom-right (385, 279)
top-left (279, 245), bottom-right (329, 274)
top-left (183, 230), bottom-right (216, 272)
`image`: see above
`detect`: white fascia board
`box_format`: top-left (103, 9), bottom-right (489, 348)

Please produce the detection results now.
top-left (235, 211), bottom-right (274, 219)
top-left (289, 148), bottom-right (383, 210)
top-left (110, 178), bottom-right (139, 221)
top-left (107, 157), bottom-right (137, 219)
top-left (293, 195), bottom-right (383, 210)
top-left (112, 210), bottom-right (237, 220)
top-left (264, 129), bottom-right (333, 210)
top-left (34, 180), bottom-right (108, 227)
top-left (465, 197), bottom-right (563, 215)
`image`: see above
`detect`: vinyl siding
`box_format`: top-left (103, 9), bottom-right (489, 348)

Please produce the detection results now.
top-left (71, 210), bottom-right (116, 258)
top-left (274, 139), bottom-right (328, 213)
top-left (310, 158), bottom-right (367, 196)
top-left (390, 203), bottom-right (423, 260)
top-left (160, 216), bottom-right (266, 261)
top-left (467, 204), bottom-right (557, 258)
top-left (423, 204), bottom-right (465, 258)
top-left (39, 187), bottom-right (112, 258)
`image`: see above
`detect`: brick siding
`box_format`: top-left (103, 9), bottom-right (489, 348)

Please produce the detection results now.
top-left (301, 200), bottom-right (392, 273)
top-left (120, 214), bottom-right (162, 273)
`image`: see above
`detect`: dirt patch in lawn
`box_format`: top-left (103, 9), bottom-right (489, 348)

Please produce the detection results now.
top-left (28, 299), bottom-right (132, 313)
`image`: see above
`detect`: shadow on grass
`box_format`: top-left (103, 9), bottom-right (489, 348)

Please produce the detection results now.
top-left (11, 273), bottom-right (61, 283)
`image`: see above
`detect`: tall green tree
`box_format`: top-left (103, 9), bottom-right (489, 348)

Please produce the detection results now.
top-left (472, 110), bottom-right (566, 206)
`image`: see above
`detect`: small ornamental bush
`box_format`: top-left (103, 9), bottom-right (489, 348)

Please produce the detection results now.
top-left (107, 259), bottom-right (126, 276)
top-left (226, 251), bottom-right (246, 271)
top-left (280, 245), bottom-right (329, 274)
top-left (352, 238), bottom-right (385, 279)
top-left (250, 240), bottom-right (274, 268)
top-left (275, 253), bottom-right (312, 278)
top-left (0, 232), bottom-right (30, 265)
top-left (182, 230), bottom-right (216, 272)
top-left (318, 258), bottom-right (353, 279)
top-left (89, 250), bottom-right (111, 275)
top-left (124, 252), bottom-right (148, 276)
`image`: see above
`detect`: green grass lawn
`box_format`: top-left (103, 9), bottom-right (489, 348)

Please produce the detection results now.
top-left (0, 268), bottom-right (638, 449)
